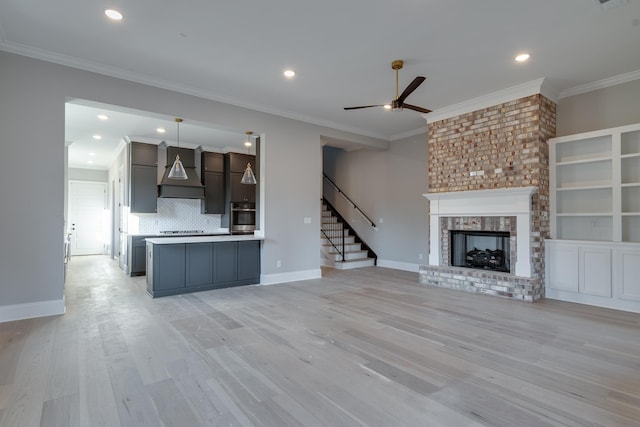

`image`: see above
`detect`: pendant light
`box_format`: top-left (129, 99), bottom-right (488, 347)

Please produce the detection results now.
top-left (168, 118), bottom-right (188, 180)
top-left (241, 131), bottom-right (257, 185)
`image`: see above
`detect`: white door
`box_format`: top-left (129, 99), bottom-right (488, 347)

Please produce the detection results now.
top-left (69, 181), bottom-right (107, 256)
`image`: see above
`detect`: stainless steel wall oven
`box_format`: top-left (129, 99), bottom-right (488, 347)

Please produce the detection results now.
top-left (230, 202), bottom-right (256, 234)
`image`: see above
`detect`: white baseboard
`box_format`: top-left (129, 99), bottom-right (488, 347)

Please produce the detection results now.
top-left (260, 269), bottom-right (322, 286)
top-left (546, 290), bottom-right (640, 314)
top-left (0, 298), bottom-right (66, 323)
top-left (377, 259), bottom-right (421, 273)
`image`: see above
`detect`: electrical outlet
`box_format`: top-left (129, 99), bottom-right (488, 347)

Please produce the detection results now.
top-left (470, 171), bottom-right (477, 176)
top-left (477, 170), bottom-right (485, 176)
top-left (276, 260), bottom-right (281, 268)
top-left (418, 253), bottom-right (423, 260)
top-left (304, 217), bottom-right (311, 224)
top-left (379, 218), bottom-right (384, 224)
top-left (494, 167), bottom-right (503, 174)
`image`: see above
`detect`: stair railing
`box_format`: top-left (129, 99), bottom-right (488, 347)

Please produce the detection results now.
top-left (323, 174), bottom-right (377, 230)
top-left (320, 215), bottom-right (345, 262)
top-left (322, 197), bottom-right (377, 265)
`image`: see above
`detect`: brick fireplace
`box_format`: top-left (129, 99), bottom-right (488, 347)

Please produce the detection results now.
top-left (419, 88), bottom-right (556, 302)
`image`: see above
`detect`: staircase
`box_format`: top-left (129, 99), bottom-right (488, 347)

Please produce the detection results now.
top-left (321, 203), bottom-right (376, 269)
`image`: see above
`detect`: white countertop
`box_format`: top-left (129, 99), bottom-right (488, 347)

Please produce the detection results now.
top-left (145, 234), bottom-right (263, 244)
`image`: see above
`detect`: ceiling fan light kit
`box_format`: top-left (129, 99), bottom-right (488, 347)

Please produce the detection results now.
top-left (344, 59), bottom-right (432, 114)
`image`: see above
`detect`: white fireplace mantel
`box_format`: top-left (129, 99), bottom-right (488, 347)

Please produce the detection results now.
top-left (423, 186), bottom-right (538, 277)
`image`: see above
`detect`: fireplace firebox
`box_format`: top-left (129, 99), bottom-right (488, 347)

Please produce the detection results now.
top-left (450, 230), bottom-right (510, 273)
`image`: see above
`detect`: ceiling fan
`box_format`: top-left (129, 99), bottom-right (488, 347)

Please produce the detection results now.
top-left (344, 60), bottom-right (432, 114)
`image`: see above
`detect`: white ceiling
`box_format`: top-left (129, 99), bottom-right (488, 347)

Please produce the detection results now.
top-left (64, 101), bottom-right (250, 169)
top-left (2, 0), bottom-right (640, 169)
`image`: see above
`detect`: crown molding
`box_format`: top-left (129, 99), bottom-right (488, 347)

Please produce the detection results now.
top-left (389, 126), bottom-right (427, 141)
top-left (558, 69), bottom-right (640, 99)
top-left (0, 41), bottom-right (390, 141)
top-left (423, 78), bottom-right (556, 124)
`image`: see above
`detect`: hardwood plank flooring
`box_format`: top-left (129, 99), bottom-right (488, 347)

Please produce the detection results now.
top-left (1, 255), bottom-right (640, 426)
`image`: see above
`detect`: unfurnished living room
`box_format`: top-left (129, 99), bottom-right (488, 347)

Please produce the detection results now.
top-left (1, 1), bottom-right (640, 426)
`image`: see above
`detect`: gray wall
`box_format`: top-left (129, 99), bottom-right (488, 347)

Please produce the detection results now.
top-left (323, 133), bottom-right (429, 270)
top-left (68, 168), bottom-right (109, 182)
top-left (0, 50), bottom-right (386, 319)
top-left (557, 79), bottom-right (640, 136)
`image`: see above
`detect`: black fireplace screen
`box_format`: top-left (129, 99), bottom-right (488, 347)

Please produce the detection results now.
top-left (450, 230), bottom-right (510, 272)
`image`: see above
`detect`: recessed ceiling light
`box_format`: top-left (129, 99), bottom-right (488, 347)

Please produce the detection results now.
top-left (97, 114), bottom-right (109, 120)
top-left (156, 127), bottom-right (166, 134)
top-left (283, 69), bottom-right (296, 78)
top-left (515, 53), bottom-right (531, 62)
top-left (383, 104), bottom-right (392, 110)
top-left (105, 9), bottom-right (123, 21)
top-left (93, 134), bottom-right (102, 140)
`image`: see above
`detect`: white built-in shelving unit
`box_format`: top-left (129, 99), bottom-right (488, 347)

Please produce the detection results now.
top-left (547, 123), bottom-right (640, 313)
top-left (550, 124), bottom-right (640, 242)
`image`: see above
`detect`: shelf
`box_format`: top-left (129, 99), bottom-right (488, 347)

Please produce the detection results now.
top-left (555, 156), bottom-right (612, 166)
top-left (621, 182), bottom-right (640, 188)
top-left (556, 160), bottom-right (612, 189)
top-left (556, 213), bottom-right (613, 217)
top-left (556, 185), bottom-right (612, 192)
top-left (556, 187), bottom-right (612, 214)
top-left (557, 216), bottom-right (612, 242)
top-left (622, 212), bottom-right (640, 216)
top-left (621, 157), bottom-right (640, 184)
top-left (621, 152), bottom-right (640, 159)
top-left (555, 135), bottom-right (611, 163)
top-left (622, 216), bottom-right (640, 242)
top-left (622, 186), bottom-right (640, 213)
top-left (621, 130), bottom-right (640, 156)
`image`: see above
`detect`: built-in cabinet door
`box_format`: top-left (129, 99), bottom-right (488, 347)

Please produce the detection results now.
top-left (238, 240), bottom-right (260, 280)
top-left (213, 241), bottom-right (238, 283)
top-left (186, 243), bottom-right (213, 287)
top-left (130, 165), bottom-right (157, 213)
top-left (202, 152), bottom-right (224, 172)
top-left (229, 172), bottom-right (255, 203)
top-left (202, 172), bottom-right (225, 214)
top-left (579, 246), bottom-right (611, 297)
top-left (614, 248), bottom-right (640, 301)
top-left (228, 153), bottom-right (253, 173)
top-left (547, 244), bottom-right (579, 292)
top-left (131, 238), bottom-right (148, 275)
top-left (131, 142), bottom-right (158, 166)
top-left (153, 244), bottom-right (186, 291)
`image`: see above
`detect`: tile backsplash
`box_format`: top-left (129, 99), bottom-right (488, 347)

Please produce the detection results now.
top-left (128, 198), bottom-right (223, 234)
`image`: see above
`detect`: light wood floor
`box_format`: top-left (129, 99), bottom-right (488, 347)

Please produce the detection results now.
top-left (1, 256), bottom-right (640, 426)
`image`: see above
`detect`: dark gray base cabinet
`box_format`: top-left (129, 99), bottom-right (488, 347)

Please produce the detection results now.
top-left (128, 235), bottom-right (154, 276)
top-left (146, 240), bottom-right (260, 298)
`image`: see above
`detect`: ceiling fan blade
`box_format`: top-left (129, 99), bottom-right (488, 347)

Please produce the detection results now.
top-left (402, 103), bottom-right (432, 114)
top-left (344, 105), bottom-right (384, 110)
top-left (396, 76), bottom-right (426, 105)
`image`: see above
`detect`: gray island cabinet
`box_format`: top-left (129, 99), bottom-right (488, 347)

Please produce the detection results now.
top-left (146, 235), bottom-right (261, 298)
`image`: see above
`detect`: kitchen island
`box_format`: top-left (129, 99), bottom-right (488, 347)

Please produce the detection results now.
top-left (145, 234), bottom-right (262, 298)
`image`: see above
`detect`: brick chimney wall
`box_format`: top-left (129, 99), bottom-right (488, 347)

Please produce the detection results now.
top-left (427, 94), bottom-right (556, 281)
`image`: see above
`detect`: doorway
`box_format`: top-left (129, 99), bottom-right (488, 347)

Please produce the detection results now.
top-left (68, 181), bottom-right (107, 256)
